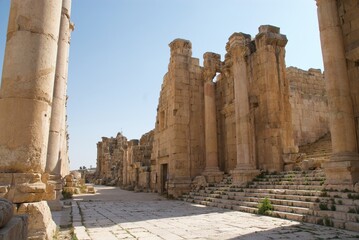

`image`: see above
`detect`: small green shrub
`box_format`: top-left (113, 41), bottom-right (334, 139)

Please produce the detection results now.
top-left (258, 197), bottom-right (273, 215)
top-left (62, 190), bottom-right (73, 199)
top-left (348, 193), bottom-right (359, 200)
top-left (320, 191), bottom-right (328, 197)
top-left (319, 203), bottom-right (329, 210)
top-left (331, 205), bottom-right (336, 211)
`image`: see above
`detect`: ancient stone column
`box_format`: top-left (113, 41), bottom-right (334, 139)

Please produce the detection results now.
top-left (46, 0), bottom-right (73, 211)
top-left (202, 52), bottom-right (223, 183)
top-left (316, 0), bottom-right (359, 186)
top-left (253, 25), bottom-right (297, 172)
top-left (0, 0), bottom-right (62, 238)
top-left (228, 33), bottom-right (259, 185)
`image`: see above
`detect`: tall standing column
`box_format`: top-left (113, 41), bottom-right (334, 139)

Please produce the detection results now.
top-left (46, 0), bottom-right (72, 175)
top-left (45, 0), bottom-right (73, 211)
top-left (202, 52), bottom-right (223, 183)
top-left (316, 0), bottom-right (359, 186)
top-left (228, 33), bottom-right (259, 185)
top-left (0, 0), bottom-right (62, 238)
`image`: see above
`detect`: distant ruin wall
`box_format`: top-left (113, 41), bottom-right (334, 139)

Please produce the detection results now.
top-left (95, 130), bottom-right (153, 191)
top-left (287, 67), bottom-right (328, 146)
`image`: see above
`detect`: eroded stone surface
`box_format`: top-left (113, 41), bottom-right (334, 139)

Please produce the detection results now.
top-left (16, 201), bottom-right (56, 240)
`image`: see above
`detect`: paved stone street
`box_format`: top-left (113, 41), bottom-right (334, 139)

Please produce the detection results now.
top-left (66, 186), bottom-right (359, 240)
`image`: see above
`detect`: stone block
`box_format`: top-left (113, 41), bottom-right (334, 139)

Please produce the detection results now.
top-left (16, 201), bottom-right (56, 240)
top-left (0, 215), bottom-right (28, 240)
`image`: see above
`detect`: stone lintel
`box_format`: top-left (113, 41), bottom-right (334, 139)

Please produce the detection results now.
top-left (169, 38), bottom-right (192, 57)
top-left (255, 25), bottom-right (287, 48)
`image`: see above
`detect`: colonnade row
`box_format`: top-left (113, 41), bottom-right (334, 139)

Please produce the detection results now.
top-left (0, 0), bottom-right (73, 238)
top-left (200, 0), bottom-right (359, 189)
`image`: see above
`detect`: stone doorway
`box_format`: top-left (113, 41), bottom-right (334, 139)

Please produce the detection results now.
top-left (161, 164), bottom-right (168, 194)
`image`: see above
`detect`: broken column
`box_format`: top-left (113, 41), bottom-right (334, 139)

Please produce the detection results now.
top-left (202, 52), bottom-right (223, 183)
top-left (316, 0), bottom-right (359, 187)
top-left (228, 33), bottom-right (259, 185)
top-left (46, 0), bottom-right (73, 211)
top-left (0, 0), bottom-right (62, 238)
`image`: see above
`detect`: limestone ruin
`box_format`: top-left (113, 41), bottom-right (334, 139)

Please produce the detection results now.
top-left (0, 0), bottom-right (359, 237)
top-left (95, 0), bottom-right (359, 231)
top-left (96, 26), bottom-right (329, 197)
top-left (0, 0), bottom-right (73, 238)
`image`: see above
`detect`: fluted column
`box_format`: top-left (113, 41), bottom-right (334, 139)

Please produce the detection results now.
top-left (46, 0), bottom-right (73, 175)
top-left (316, 0), bottom-right (359, 186)
top-left (228, 33), bottom-right (259, 185)
top-left (202, 52), bottom-right (223, 183)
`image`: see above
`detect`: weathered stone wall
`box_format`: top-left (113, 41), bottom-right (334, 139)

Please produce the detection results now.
top-left (95, 133), bottom-right (127, 185)
top-left (97, 27), bottom-right (332, 196)
top-left (287, 67), bottom-right (328, 146)
top-left (95, 131), bottom-right (153, 191)
top-left (151, 39), bottom-right (205, 197)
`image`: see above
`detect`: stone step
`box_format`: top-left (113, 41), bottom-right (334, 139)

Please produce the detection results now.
top-left (244, 189), bottom-right (322, 197)
top-left (243, 192), bottom-right (320, 202)
top-left (232, 205), bottom-right (257, 214)
top-left (254, 177), bottom-right (326, 182)
top-left (258, 172), bottom-right (326, 179)
top-left (247, 184), bottom-right (324, 191)
top-left (251, 180), bottom-right (324, 186)
top-left (272, 204), bottom-right (312, 215)
top-left (187, 195), bottom-right (313, 216)
top-left (270, 210), bottom-right (306, 222)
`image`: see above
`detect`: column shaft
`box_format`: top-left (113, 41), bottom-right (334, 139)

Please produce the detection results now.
top-left (317, 0), bottom-right (357, 154)
top-left (46, 0), bottom-right (72, 175)
top-left (204, 81), bottom-right (219, 170)
top-left (317, 0), bottom-right (359, 186)
top-left (0, 0), bottom-right (62, 173)
top-left (233, 52), bottom-right (253, 169)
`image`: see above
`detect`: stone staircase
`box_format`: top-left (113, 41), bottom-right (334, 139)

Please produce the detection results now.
top-left (181, 170), bottom-right (359, 232)
top-left (299, 133), bottom-right (332, 164)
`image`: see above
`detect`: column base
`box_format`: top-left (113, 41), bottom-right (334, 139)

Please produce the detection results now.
top-left (230, 168), bottom-right (260, 186)
top-left (323, 152), bottom-right (359, 191)
top-left (16, 201), bottom-right (56, 240)
top-left (0, 173), bottom-right (55, 203)
top-left (47, 175), bottom-right (63, 211)
top-left (202, 168), bottom-right (224, 183)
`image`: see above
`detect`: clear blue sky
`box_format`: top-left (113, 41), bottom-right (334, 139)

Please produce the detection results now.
top-left (0, 1), bottom-right (323, 170)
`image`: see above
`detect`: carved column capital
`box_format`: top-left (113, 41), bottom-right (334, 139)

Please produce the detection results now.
top-left (169, 38), bottom-right (192, 57)
top-left (255, 25), bottom-right (287, 48)
top-left (203, 52), bottom-right (221, 82)
top-left (227, 33), bottom-right (251, 59)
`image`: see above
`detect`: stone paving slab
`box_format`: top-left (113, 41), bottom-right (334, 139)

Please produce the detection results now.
top-left (60, 186), bottom-right (359, 240)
